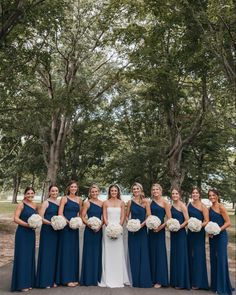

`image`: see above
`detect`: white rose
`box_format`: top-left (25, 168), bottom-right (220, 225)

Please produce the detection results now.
top-left (28, 214), bottom-right (43, 229)
top-left (69, 217), bottom-right (83, 229)
top-left (51, 215), bottom-right (67, 230)
top-left (205, 221), bottom-right (221, 235)
top-left (188, 217), bottom-right (202, 232)
top-left (146, 215), bottom-right (161, 230)
top-left (166, 218), bottom-right (181, 232)
top-left (127, 219), bottom-right (141, 232)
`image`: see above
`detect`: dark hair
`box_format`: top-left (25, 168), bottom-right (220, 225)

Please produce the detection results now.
top-left (108, 184), bottom-right (121, 200)
top-left (171, 187), bottom-right (182, 196)
top-left (24, 187), bottom-right (35, 194)
top-left (65, 180), bottom-right (79, 196)
top-left (191, 186), bottom-right (201, 198)
top-left (48, 184), bottom-right (59, 198)
top-left (208, 188), bottom-right (221, 203)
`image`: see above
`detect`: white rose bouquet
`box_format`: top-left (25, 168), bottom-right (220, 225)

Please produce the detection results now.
top-left (69, 217), bottom-right (83, 229)
top-left (106, 223), bottom-right (123, 239)
top-left (205, 221), bottom-right (221, 235)
top-left (146, 215), bottom-right (161, 230)
top-left (51, 215), bottom-right (67, 230)
top-left (127, 219), bottom-right (141, 232)
top-left (28, 214), bottom-right (43, 229)
top-left (87, 216), bottom-right (102, 231)
top-left (166, 218), bottom-right (181, 232)
top-left (188, 217), bottom-right (202, 232)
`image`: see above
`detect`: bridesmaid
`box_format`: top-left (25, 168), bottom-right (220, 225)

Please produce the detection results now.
top-left (208, 188), bottom-right (234, 295)
top-left (36, 185), bottom-right (60, 288)
top-left (169, 187), bottom-right (190, 290)
top-left (11, 187), bottom-right (37, 292)
top-left (187, 186), bottom-right (209, 290)
top-left (126, 182), bottom-right (152, 288)
top-left (80, 184), bottom-right (103, 286)
top-left (148, 183), bottom-right (171, 288)
top-left (56, 180), bottom-right (82, 287)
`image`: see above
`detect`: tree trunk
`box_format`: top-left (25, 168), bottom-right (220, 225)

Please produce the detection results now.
top-left (12, 173), bottom-right (21, 204)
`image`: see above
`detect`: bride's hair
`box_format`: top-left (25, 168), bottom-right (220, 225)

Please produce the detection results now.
top-left (131, 182), bottom-right (145, 200)
top-left (108, 184), bottom-right (121, 200)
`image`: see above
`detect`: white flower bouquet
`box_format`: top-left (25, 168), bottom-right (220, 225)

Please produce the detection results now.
top-left (127, 219), bottom-right (141, 232)
top-left (87, 216), bottom-right (102, 231)
top-left (51, 215), bottom-right (67, 230)
top-left (205, 221), bottom-right (221, 235)
top-left (146, 215), bottom-right (161, 230)
top-left (188, 217), bottom-right (202, 232)
top-left (28, 214), bottom-right (43, 229)
top-left (106, 223), bottom-right (123, 239)
top-left (69, 217), bottom-right (83, 229)
top-left (166, 218), bottom-right (181, 232)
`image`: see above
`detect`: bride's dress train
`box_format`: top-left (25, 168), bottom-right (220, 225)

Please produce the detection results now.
top-left (99, 207), bottom-right (130, 288)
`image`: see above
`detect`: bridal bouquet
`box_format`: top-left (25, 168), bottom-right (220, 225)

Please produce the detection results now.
top-left (127, 219), bottom-right (141, 232)
top-left (146, 215), bottom-right (161, 230)
top-left (69, 217), bottom-right (83, 229)
top-left (166, 218), bottom-right (181, 232)
top-left (28, 214), bottom-right (43, 229)
top-left (205, 221), bottom-right (221, 235)
top-left (187, 217), bottom-right (202, 232)
top-left (51, 215), bottom-right (67, 230)
top-left (106, 223), bottom-right (123, 239)
top-left (87, 216), bottom-right (102, 231)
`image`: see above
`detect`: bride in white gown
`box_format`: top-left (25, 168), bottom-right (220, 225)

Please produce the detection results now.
top-left (99, 184), bottom-right (130, 288)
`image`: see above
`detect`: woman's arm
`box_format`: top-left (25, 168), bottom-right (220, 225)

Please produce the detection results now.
top-left (38, 200), bottom-right (50, 225)
top-left (81, 201), bottom-right (90, 225)
top-left (154, 201), bottom-right (172, 232)
top-left (202, 205), bottom-right (209, 227)
top-left (180, 203), bottom-right (189, 228)
top-left (126, 200), bottom-right (131, 222)
top-left (78, 197), bottom-right (83, 216)
top-left (120, 201), bottom-right (125, 225)
top-left (103, 202), bottom-right (108, 226)
top-left (58, 197), bottom-right (68, 222)
top-left (14, 203), bottom-right (29, 227)
top-left (219, 204), bottom-right (231, 231)
top-left (140, 199), bottom-right (151, 228)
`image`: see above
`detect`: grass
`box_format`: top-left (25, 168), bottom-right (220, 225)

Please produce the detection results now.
top-left (0, 202), bottom-right (18, 215)
top-left (229, 215), bottom-right (236, 243)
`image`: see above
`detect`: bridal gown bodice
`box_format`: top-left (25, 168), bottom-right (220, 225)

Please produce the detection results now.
top-left (99, 207), bottom-right (130, 288)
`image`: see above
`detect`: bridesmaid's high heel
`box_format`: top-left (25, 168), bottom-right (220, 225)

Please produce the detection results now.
top-left (21, 289), bottom-right (30, 292)
top-left (154, 283), bottom-right (162, 288)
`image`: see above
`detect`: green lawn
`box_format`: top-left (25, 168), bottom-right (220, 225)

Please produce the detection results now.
top-left (0, 203), bottom-right (18, 215)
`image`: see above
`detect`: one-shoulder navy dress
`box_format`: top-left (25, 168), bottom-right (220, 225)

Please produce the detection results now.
top-left (128, 201), bottom-right (152, 288)
top-left (36, 201), bottom-right (59, 288)
top-left (56, 198), bottom-right (80, 285)
top-left (148, 201), bottom-right (168, 286)
top-left (209, 208), bottom-right (234, 295)
top-left (187, 203), bottom-right (208, 289)
top-left (80, 202), bottom-right (102, 286)
top-left (11, 203), bottom-right (36, 291)
top-left (170, 206), bottom-right (190, 289)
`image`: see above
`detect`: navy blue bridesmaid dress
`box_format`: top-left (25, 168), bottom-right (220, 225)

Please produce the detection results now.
top-left (187, 203), bottom-right (208, 289)
top-left (11, 203), bottom-right (36, 291)
top-left (80, 202), bottom-right (102, 286)
top-left (56, 198), bottom-right (80, 285)
top-left (128, 201), bottom-right (152, 288)
top-left (170, 206), bottom-right (190, 289)
top-left (36, 201), bottom-right (59, 288)
top-left (209, 208), bottom-right (234, 295)
top-left (148, 201), bottom-right (168, 286)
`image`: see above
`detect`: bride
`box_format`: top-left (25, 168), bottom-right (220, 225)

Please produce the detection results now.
top-left (99, 184), bottom-right (130, 288)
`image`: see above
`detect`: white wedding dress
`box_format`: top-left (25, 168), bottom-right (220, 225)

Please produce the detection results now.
top-left (99, 207), bottom-right (130, 288)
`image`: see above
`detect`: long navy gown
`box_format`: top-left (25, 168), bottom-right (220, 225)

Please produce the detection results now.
top-left (209, 208), bottom-right (234, 295)
top-left (128, 201), bottom-right (152, 288)
top-left (36, 201), bottom-right (59, 288)
top-left (187, 203), bottom-right (208, 289)
top-left (80, 202), bottom-right (102, 286)
top-left (56, 198), bottom-right (80, 285)
top-left (170, 206), bottom-right (190, 289)
top-left (11, 203), bottom-right (36, 291)
top-left (148, 201), bottom-right (168, 286)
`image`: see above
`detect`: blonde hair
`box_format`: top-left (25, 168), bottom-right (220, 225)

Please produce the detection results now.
top-left (151, 183), bottom-right (163, 193)
top-left (88, 184), bottom-right (100, 199)
top-left (131, 182), bottom-right (145, 201)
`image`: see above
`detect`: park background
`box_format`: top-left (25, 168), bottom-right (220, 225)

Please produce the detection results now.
top-left (0, 0), bottom-right (235, 287)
